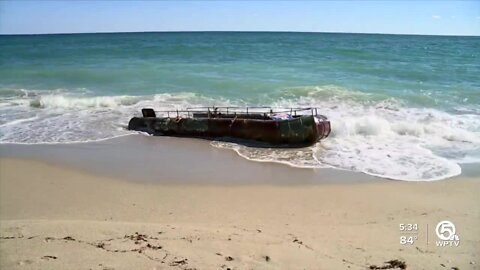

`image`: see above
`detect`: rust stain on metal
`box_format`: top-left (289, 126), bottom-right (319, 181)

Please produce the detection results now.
top-left (128, 107), bottom-right (330, 146)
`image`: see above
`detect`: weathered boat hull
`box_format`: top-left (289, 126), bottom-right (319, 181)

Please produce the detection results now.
top-left (128, 115), bottom-right (330, 146)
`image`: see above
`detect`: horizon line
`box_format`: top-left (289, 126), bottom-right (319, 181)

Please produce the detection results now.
top-left (1, 30), bottom-right (479, 38)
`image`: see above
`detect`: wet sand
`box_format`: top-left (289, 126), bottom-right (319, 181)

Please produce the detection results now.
top-left (0, 135), bottom-right (378, 184)
top-left (0, 155), bottom-right (479, 269)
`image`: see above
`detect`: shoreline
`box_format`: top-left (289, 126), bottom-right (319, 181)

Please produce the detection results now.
top-left (1, 27), bottom-right (479, 270)
top-left (1, 134), bottom-right (478, 184)
top-left (0, 135), bottom-right (380, 185)
top-left (1, 157), bottom-right (479, 269)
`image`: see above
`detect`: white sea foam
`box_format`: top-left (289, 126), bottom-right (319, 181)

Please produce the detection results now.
top-left (210, 140), bottom-right (324, 169)
top-left (29, 94), bottom-right (143, 109)
top-left (0, 115), bottom-right (39, 127)
top-left (212, 86), bottom-right (479, 181)
top-left (1, 86), bottom-right (479, 181)
top-left (0, 90), bottom-right (234, 144)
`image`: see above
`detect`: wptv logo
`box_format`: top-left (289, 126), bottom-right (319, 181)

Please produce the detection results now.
top-left (435, 220), bottom-right (460, 247)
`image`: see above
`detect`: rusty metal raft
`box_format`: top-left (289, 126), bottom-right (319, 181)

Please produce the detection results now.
top-left (128, 107), bottom-right (331, 146)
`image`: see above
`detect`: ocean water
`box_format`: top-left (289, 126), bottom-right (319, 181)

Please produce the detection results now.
top-left (1, 32), bottom-right (479, 181)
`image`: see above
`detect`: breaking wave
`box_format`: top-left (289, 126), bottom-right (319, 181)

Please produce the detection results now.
top-left (1, 86), bottom-right (479, 181)
top-left (0, 89), bottom-right (237, 145)
top-left (211, 86), bottom-right (479, 181)
top-left (28, 95), bottom-right (143, 109)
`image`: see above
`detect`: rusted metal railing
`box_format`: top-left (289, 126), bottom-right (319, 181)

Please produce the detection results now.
top-left (151, 107), bottom-right (320, 117)
top-left (135, 107), bottom-right (326, 120)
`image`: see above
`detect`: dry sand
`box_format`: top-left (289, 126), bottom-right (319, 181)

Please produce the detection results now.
top-left (0, 158), bottom-right (479, 270)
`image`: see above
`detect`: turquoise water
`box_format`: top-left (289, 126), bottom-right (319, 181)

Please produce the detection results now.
top-left (1, 32), bottom-right (479, 181)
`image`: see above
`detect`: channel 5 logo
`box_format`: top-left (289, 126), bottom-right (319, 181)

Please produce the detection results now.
top-left (435, 220), bottom-right (460, 247)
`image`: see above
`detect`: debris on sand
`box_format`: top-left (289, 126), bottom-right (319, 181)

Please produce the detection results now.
top-left (124, 232), bottom-right (148, 244)
top-left (369, 259), bottom-right (407, 269)
top-left (41, 255), bottom-right (57, 260)
top-left (170, 258), bottom-right (188, 266)
top-left (146, 243), bottom-right (162, 250)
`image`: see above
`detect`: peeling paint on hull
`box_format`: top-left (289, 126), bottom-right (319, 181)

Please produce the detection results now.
top-left (128, 114), bottom-right (330, 146)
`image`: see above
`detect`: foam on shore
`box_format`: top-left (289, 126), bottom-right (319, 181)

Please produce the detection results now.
top-left (1, 86), bottom-right (479, 181)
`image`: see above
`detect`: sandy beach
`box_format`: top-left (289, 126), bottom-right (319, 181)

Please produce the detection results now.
top-left (1, 149), bottom-right (479, 269)
top-left (2, 3), bottom-right (480, 269)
